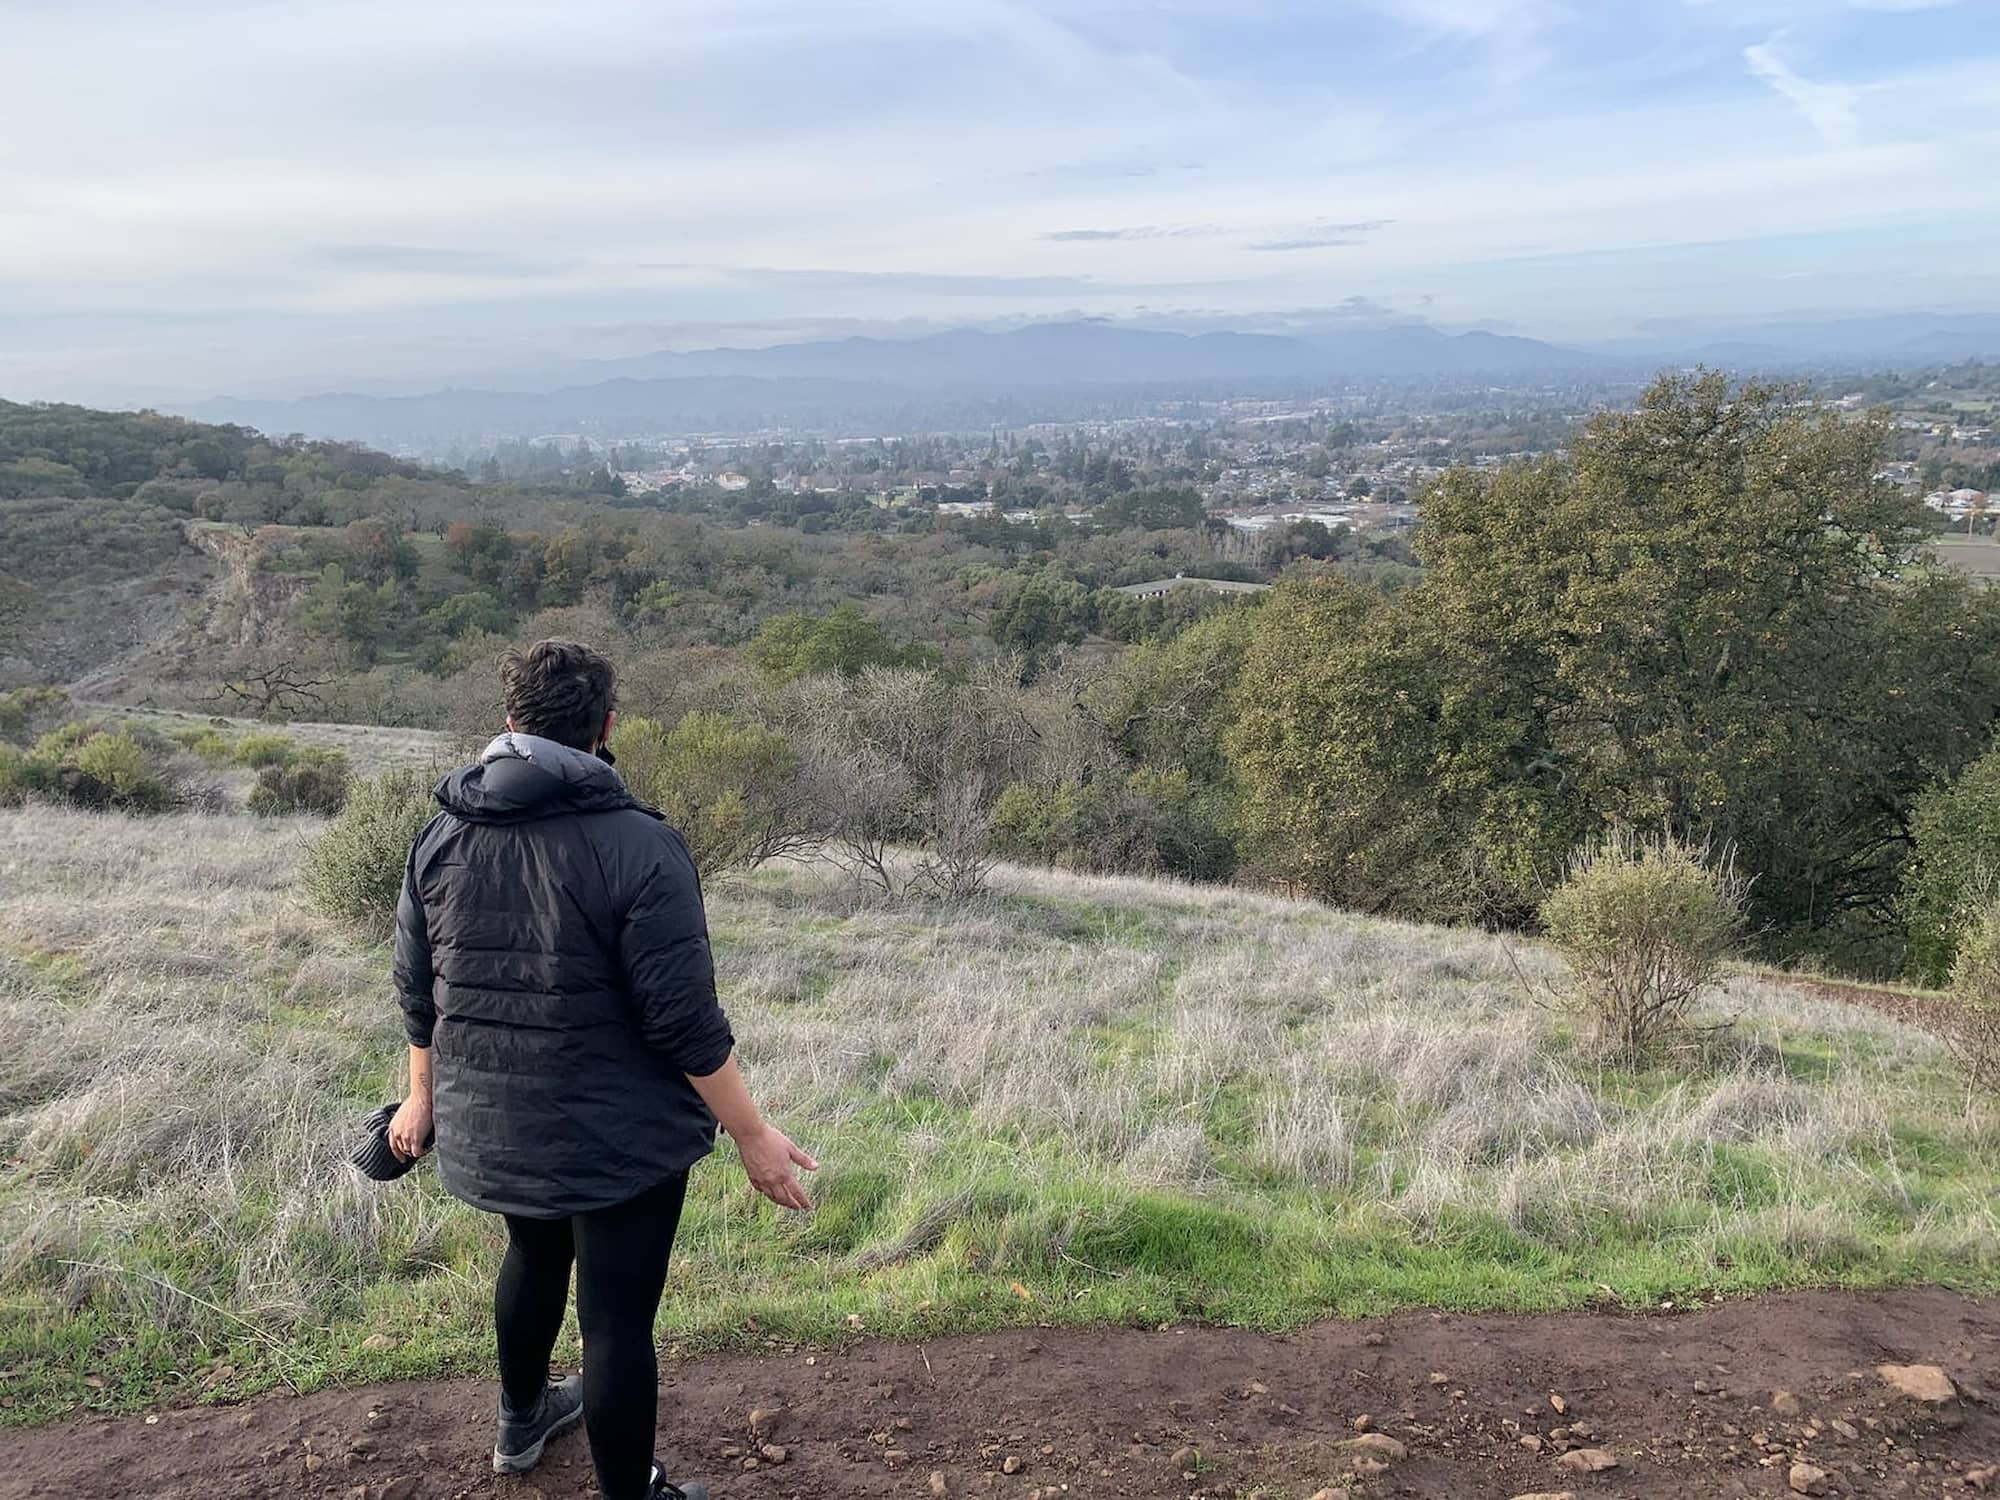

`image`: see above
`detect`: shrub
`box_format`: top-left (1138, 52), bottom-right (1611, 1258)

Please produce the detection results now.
top-left (0, 685), bottom-right (70, 745)
top-left (1900, 745), bottom-right (2000, 986)
top-left (247, 750), bottom-right (351, 817)
top-left (612, 711), bottom-right (811, 876)
top-left (300, 769), bottom-right (436, 927)
top-left (745, 603), bottom-right (909, 681)
top-left (1540, 832), bottom-right (1746, 1061)
top-left (232, 731), bottom-right (297, 769)
top-left (1947, 903), bottom-right (2000, 1087)
top-left (0, 722), bottom-right (183, 812)
top-left (0, 742), bottom-right (25, 804)
top-left (174, 726), bottom-right (238, 762)
top-left (30, 721), bottom-right (96, 761)
top-left (992, 770), bottom-right (1235, 882)
top-left (71, 731), bottom-right (152, 799)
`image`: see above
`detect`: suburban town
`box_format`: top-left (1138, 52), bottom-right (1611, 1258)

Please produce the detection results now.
top-left (462, 365), bottom-right (2000, 558)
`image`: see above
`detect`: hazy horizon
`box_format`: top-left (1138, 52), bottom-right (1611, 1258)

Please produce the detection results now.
top-left (5, 0), bottom-right (1999, 406)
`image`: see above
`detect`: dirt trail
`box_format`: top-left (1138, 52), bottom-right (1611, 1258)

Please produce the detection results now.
top-left (7, 1290), bottom-right (1999, 1499)
top-left (1766, 971), bottom-right (1966, 1035)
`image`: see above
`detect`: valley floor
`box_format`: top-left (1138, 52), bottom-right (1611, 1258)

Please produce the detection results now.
top-left (4, 1289), bottom-right (1997, 1499)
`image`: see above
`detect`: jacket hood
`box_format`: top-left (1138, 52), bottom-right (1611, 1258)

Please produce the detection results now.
top-left (436, 732), bottom-right (640, 824)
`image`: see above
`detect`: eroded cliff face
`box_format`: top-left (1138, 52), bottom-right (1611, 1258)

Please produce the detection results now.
top-left (185, 522), bottom-right (313, 650)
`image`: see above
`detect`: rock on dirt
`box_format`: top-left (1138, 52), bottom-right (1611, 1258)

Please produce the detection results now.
top-left (1554, 1447), bottom-right (1619, 1473)
top-left (1338, 1432), bottom-right (1407, 1462)
top-left (1877, 1364), bottom-right (1958, 1404)
top-left (1788, 1461), bottom-right (1829, 1495)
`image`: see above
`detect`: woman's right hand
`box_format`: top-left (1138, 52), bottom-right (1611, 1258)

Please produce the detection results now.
top-left (388, 1093), bottom-right (433, 1161)
top-left (735, 1124), bottom-right (818, 1211)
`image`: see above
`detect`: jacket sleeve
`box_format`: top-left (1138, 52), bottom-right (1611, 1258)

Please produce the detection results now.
top-left (391, 836), bottom-right (436, 1048)
top-left (619, 831), bottom-right (735, 1076)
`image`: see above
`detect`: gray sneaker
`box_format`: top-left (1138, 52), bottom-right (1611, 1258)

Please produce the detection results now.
top-left (646, 1461), bottom-right (711, 1500)
top-left (493, 1373), bottom-right (584, 1474)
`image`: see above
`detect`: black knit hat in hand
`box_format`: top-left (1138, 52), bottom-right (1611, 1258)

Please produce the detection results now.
top-left (350, 1102), bottom-right (433, 1182)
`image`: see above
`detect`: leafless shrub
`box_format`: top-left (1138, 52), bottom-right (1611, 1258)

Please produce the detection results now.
top-left (911, 772), bottom-right (996, 904)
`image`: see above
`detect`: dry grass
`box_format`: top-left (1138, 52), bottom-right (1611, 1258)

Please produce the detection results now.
top-left (79, 702), bottom-right (449, 777)
top-left (0, 811), bottom-right (464, 1355)
top-left (2, 807), bottom-right (1997, 1419)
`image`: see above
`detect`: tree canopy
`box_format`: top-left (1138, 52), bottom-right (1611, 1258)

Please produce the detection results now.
top-left (1232, 373), bottom-right (2000, 960)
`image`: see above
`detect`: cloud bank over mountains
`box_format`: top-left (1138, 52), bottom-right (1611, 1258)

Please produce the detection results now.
top-left (2, 0), bottom-right (1995, 404)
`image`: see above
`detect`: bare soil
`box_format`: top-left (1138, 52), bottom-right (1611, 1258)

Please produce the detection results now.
top-left (8, 1290), bottom-right (2000, 1499)
top-left (1769, 972), bottom-right (1967, 1036)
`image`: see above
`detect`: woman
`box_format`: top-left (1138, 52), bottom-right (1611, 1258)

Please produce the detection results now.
top-left (388, 640), bottom-right (815, 1500)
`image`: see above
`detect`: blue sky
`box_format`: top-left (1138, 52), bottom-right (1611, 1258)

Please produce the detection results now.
top-left (2, 0), bottom-right (1997, 401)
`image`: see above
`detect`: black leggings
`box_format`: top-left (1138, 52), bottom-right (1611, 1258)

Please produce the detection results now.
top-left (496, 1174), bottom-right (689, 1500)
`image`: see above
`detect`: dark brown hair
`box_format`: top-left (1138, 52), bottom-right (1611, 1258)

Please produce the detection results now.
top-left (500, 639), bottom-right (617, 751)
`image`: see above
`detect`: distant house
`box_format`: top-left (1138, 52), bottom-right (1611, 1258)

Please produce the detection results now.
top-left (1930, 488), bottom-right (1991, 514)
top-left (1114, 573), bottom-right (1272, 601)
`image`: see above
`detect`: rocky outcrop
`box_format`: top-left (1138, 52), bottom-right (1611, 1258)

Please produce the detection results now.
top-left (185, 522), bottom-right (312, 650)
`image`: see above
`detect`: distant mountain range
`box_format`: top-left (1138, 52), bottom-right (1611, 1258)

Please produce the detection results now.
top-left (1602, 312), bottom-right (2000, 366)
top-left (549, 320), bottom-right (1603, 386)
top-left (177, 313), bottom-right (2000, 452)
top-left (180, 321), bottom-right (1608, 449)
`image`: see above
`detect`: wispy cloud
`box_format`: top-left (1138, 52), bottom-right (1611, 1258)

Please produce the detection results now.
top-left (1743, 38), bottom-right (1860, 144)
top-left (1248, 218), bottom-right (1394, 251)
top-left (315, 243), bottom-right (566, 276)
top-left (1022, 160), bottom-right (1165, 180)
top-left (1249, 235), bottom-right (1362, 251)
top-left (1051, 218), bottom-right (1392, 250)
top-left (1040, 224), bottom-right (1223, 242)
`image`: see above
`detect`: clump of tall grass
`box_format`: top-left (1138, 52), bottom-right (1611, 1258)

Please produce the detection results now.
top-left (1946, 902), bottom-right (2000, 1088)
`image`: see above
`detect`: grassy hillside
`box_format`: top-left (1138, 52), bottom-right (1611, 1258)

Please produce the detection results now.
top-left (2, 804), bottom-right (1997, 1423)
top-left (80, 702), bottom-right (451, 777)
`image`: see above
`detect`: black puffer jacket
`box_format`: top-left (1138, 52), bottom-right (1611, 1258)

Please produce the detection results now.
top-left (392, 732), bottom-right (735, 1218)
